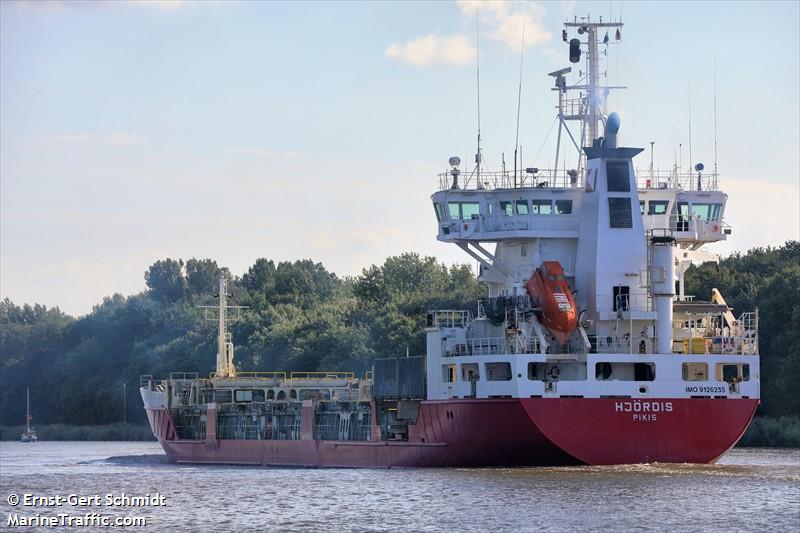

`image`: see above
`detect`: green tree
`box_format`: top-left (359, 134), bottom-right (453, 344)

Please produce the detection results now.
top-left (185, 258), bottom-right (220, 297)
top-left (144, 259), bottom-right (186, 303)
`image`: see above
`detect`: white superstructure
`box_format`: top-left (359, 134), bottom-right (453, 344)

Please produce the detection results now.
top-left (424, 16), bottom-right (759, 404)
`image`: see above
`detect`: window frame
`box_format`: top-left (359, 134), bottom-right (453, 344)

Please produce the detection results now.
top-left (485, 362), bottom-right (512, 381)
top-left (461, 202), bottom-right (480, 220)
top-left (647, 200), bottom-right (669, 215)
top-left (531, 199), bottom-right (553, 215)
top-left (555, 199), bottom-right (573, 215)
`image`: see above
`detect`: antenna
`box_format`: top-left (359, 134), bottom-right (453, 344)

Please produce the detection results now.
top-left (475, 7), bottom-right (482, 184)
top-left (688, 81), bottom-right (693, 175)
top-left (514, 20), bottom-right (526, 189)
top-left (714, 57), bottom-right (718, 179)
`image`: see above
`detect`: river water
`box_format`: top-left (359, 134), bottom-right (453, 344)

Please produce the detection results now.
top-left (0, 442), bottom-right (797, 532)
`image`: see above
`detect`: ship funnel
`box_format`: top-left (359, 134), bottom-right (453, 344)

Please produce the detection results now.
top-left (604, 112), bottom-right (621, 148)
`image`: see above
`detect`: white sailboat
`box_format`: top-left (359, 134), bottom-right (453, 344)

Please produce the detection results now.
top-left (20, 387), bottom-right (37, 443)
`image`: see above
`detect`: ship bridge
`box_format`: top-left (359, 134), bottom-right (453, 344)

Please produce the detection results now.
top-left (432, 167), bottom-right (731, 248)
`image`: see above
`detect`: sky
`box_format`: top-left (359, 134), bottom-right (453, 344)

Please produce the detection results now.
top-left (1, 0), bottom-right (798, 316)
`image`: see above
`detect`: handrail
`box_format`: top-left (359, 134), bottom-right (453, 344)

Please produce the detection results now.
top-left (209, 371), bottom-right (286, 380)
top-left (437, 167), bottom-right (721, 192)
top-left (427, 310), bottom-right (472, 328)
top-left (438, 169), bottom-right (576, 191)
top-left (170, 372), bottom-right (198, 381)
top-left (290, 371), bottom-right (355, 381)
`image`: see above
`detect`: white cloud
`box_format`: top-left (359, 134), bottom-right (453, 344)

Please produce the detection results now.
top-left (54, 132), bottom-right (95, 142)
top-left (457, 0), bottom-right (550, 50)
top-left (107, 131), bottom-right (142, 146)
top-left (385, 33), bottom-right (475, 67)
top-left (386, 1), bottom-right (551, 68)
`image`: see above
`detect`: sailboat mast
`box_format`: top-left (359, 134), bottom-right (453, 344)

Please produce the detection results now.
top-left (26, 387), bottom-right (31, 431)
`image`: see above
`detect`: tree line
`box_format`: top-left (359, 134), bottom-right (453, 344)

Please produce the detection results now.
top-left (0, 242), bottom-right (797, 428)
top-left (0, 253), bottom-right (483, 425)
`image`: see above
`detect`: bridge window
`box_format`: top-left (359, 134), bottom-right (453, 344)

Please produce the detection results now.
top-left (691, 203), bottom-right (722, 221)
top-left (500, 201), bottom-right (514, 215)
top-left (515, 200), bottom-right (529, 215)
top-left (448, 203), bottom-right (460, 219)
top-left (648, 200), bottom-right (669, 215)
top-left (433, 203), bottom-right (446, 221)
top-left (531, 199), bottom-right (552, 214)
top-left (485, 362), bottom-right (512, 381)
top-left (682, 363), bottom-right (708, 381)
top-left (606, 160), bottom-right (631, 192)
top-left (555, 199), bottom-right (572, 214)
top-left (462, 202), bottom-right (480, 219)
top-left (447, 202), bottom-right (480, 220)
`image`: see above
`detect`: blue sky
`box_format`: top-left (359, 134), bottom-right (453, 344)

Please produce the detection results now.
top-left (1, 0), bottom-right (798, 315)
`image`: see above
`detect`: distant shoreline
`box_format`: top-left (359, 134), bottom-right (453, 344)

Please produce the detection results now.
top-left (0, 423), bottom-right (154, 442)
top-left (2, 416), bottom-right (798, 447)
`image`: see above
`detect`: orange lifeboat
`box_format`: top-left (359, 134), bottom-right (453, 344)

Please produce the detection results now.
top-left (525, 261), bottom-right (578, 344)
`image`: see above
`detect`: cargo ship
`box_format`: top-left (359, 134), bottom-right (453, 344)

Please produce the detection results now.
top-left (141, 16), bottom-right (759, 467)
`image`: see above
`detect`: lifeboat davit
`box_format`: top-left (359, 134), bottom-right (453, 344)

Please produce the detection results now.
top-left (525, 261), bottom-right (578, 344)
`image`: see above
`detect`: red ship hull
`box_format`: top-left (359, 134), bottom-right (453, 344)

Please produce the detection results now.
top-left (146, 397), bottom-right (758, 467)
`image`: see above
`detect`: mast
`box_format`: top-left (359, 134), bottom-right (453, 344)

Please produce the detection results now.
top-left (199, 273), bottom-right (247, 379)
top-left (561, 16), bottom-right (625, 175)
top-left (26, 387), bottom-right (31, 433)
top-left (475, 7), bottom-right (482, 187)
top-left (217, 275), bottom-right (229, 376)
top-left (586, 22), bottom-right (599, 143)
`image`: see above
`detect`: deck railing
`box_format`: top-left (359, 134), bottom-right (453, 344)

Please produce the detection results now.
top-left (437, 168), bottom-right (720, 192)
top-left (290, 371), bottom-right (355, 381)
top-left (427, 310), bottom-right (472, 328)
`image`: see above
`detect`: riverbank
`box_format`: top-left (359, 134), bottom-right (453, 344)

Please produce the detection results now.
top-left (737, 415), bottom-right (800, 447)
top-left (0, 423), bottom-right (154, 441)
top-left (2, 416), bottom-right (798, 446)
